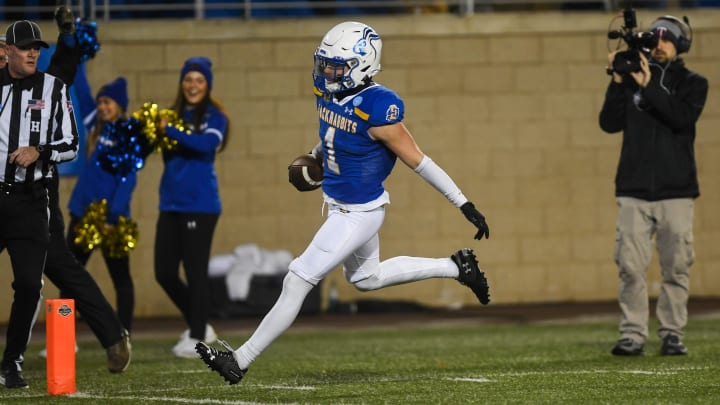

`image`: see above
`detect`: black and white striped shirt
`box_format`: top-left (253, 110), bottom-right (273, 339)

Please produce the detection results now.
top-left (0, 68), bottom-right (78, 184)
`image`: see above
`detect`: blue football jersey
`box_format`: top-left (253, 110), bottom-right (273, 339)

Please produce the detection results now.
top-left (315, 83), bottom-right (405, 204)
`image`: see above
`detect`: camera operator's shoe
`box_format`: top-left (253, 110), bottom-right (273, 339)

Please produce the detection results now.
top-left (196, 340), bottom-right (247, 385)
top-left (106, 330), bottom-right (131, 373)
top-left (452, 248), bottom-right (490, 305)
top-left (0, 365), bottom-right (28, 389)
top-left (54, 5), bottom-right (75, 34)
top-left (660, 334), bottom-right (688, 356)
top-left (611, 338), bottom-right (644, 356)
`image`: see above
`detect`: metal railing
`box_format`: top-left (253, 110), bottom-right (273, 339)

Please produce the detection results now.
top-left (1, 0), bottom-right (699, 22)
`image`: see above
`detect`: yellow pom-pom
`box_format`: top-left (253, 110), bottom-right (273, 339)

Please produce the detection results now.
top-left (73, 199), bottom-right (108, 253)
top-left (158, 108), bottom-right (192, 151)
top-left (131, 102), bottom-right (165, 152)
top-left (132, 102), bottom-right (195, 153)
top-left (102, 216), bottom-right (139, 259)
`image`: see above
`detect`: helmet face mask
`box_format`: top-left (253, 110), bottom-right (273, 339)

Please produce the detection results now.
top-left (313, 56), bottom-right (356, 93)
top-left (313, 21), bottom-right (382, 94)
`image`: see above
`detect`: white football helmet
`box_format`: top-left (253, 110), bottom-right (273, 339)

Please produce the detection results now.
top-left (313, 21), bottom-right (382, 94)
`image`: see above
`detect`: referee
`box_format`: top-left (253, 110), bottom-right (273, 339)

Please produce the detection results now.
top-left (0, 20), bottom-right (78, 389)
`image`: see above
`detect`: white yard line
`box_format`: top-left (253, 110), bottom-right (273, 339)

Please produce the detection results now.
top-left (69, 393), bottom-right (263, 404)
top-left (0, 392), bottom-right (267, 404)
top-left (444, 377), bottom-right (494, 382)
top-left (452, 365), bottom-right (712, 379)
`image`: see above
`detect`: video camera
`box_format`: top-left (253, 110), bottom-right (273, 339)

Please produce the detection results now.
top-left (607, 4), bottom-right (658, 74)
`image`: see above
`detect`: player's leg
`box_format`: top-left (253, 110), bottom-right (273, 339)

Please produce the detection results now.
top-left (230, 271), bottom-right (313, 370)
top-left (232, 205), bottom-right (383, 369)
top-left (341, 212), bottom-right (481, 299)
top-left (346, 243), bottom-right (458, 291)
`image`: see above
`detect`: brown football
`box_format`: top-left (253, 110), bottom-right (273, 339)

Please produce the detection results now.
top-left (288, 154), bottom-right (323, 192)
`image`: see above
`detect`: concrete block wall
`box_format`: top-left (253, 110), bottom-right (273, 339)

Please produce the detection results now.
top-left (1, 9), bottom-right (719, 318)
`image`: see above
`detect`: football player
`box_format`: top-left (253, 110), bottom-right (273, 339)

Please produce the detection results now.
top-left (196, 21), bottom-right (491, 384)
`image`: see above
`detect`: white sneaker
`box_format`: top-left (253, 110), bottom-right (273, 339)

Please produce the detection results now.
top-left (172, 337), bottom-right (200, 358)
top-left (172, 324), bottom-right (217, 358)
top-left (39, 343), bottom-right (79, 359)
top-left (176, 324), bottom-right (217, 345)
top-left (205, 324), bottom-right (217, 344)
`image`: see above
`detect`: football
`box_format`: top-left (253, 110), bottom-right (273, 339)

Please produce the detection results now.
top-left (288, 154), bottom-right (323, 192)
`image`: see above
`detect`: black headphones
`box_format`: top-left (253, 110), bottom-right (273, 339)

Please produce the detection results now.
top-left (653, 15), bottom-right (693, 54)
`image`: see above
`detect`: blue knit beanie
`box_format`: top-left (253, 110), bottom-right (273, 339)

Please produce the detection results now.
top-left (96, 77), bottom-right (129, 112)
top-left (180, 57), bottom-right (213, 89)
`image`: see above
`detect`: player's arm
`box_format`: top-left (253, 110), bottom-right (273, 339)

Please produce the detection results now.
top-left (309, 141), bottom-right (323, 162)
top-left (369, 123), bottom-right (489, 240)
top-left (368, 122), bottom-right (423, 168)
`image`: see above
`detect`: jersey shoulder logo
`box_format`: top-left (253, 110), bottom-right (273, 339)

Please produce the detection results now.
top-left (385, 104), bottom-right (400, 121)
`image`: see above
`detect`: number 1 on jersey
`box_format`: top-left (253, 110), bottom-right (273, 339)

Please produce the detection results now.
top-left (324, 126), bottom-right (340, 174)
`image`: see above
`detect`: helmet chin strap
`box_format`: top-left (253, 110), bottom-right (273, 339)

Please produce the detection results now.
top-left (334, 80), bottom-right (373, 100)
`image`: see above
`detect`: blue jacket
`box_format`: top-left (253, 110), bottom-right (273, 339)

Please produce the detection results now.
top-left (159, 104), bottom-right (226, 214)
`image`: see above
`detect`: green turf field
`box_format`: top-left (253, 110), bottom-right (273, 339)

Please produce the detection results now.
top-left (3, 316), bottom-right (719, 404)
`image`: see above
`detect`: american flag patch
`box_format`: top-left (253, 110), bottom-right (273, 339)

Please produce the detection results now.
top-left (28, 99), bottom-right (45, 110)
top-left (67, 100), bottom-right (73, 112)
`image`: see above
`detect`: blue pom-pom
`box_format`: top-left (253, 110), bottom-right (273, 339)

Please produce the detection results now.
top-left (75, 18), bottom-right (101, 62)
top-left (96, 118), bottom-right (150, 181)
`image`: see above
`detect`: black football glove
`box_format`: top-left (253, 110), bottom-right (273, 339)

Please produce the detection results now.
top-left (54, 5), bottom-right (75, 35)
top-left (460, 202), bottom-right (489, 240)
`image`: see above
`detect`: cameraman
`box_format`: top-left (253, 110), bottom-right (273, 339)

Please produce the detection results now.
top-left (599, 16), bottom-right (708, 357)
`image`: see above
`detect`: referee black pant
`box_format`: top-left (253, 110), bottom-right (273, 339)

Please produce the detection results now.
top-left (0, 182), bottom-right (48, 370)
top-left (42, 172), bottom-right (125, 349)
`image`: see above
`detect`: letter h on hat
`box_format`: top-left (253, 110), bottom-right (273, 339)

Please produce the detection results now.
top-left (5, 20), bottom-right (49, 48)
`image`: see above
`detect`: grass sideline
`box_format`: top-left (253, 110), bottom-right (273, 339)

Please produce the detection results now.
top-left (2, 316), bottom-right (719, 404)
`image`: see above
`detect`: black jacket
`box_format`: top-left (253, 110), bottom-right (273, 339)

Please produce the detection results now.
top-left (599, 58), bottom-right (708, 201)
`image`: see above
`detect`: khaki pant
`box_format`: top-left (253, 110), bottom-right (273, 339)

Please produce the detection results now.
top-left (614, 197), bottom-right (695, 343)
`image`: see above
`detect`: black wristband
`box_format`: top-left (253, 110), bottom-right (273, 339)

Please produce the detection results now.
top-left (606, 67), bottom-right (614, 76)
top-left (36, 144), bottom-right (50, 160)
